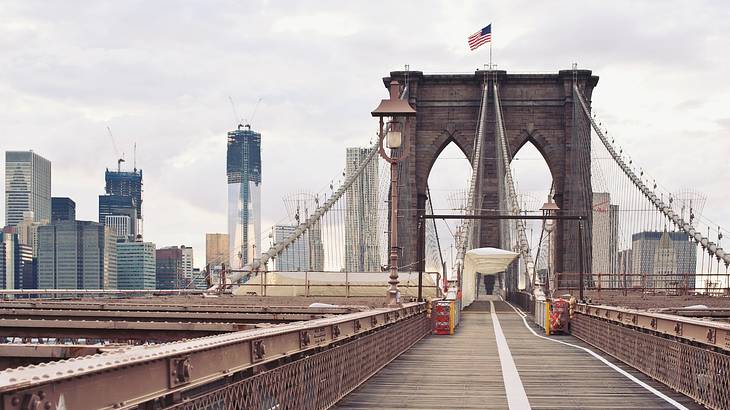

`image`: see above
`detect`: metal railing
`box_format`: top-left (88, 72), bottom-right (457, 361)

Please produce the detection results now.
top-left (556, 272), bottom-right (730, 296)
top-left (0, 303), bottom-right (429, 409)
top-left (238, 271), bottom-right (441, 298)
top-left (572, 304), bottom-right (730, 409)
top-left (506, 291), bottom-right (533, 315)
top-left (534, 299), bottom-right (548, 332)
top-left (167, 312), bottom-right (430, 409)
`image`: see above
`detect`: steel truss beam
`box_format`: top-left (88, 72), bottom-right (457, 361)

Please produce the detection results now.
top-left (0, 300), bottom-right (361, 315)
top-left (0, 308), bottom-right (334, 324)
top-left (0, 303), bottom-right (426, 410)
top-left (0, 319), bottom-right (255, 343)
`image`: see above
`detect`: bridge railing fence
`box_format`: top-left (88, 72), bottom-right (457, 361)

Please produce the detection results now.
top-left (555, 272), bottom-right (730, 297)
top-left (572, 304), bottom-right (730, 410)
top-left (0, 303), bottom-right (430, 409)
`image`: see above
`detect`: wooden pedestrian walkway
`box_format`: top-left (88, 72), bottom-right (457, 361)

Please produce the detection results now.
top-left (335, 296), bottom-right (700, 409)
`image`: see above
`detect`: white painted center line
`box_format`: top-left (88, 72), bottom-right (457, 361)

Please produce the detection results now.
top-left (490, 300), bottom-right (531, 410)
top-left (503, 299), bottom-right (688, 410)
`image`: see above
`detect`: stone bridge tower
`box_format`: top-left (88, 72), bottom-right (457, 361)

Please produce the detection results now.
top-left (384, 69), bottom-right (599, 278)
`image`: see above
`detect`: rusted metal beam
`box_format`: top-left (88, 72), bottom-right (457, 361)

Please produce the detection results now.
top-left (0, 319), bottom-right (255, 343)
top-left (0, 300), bottom-right (362, 315)
top-left (0, 303), bottom-right (427, 410)
top-left (0, 289), bottom-right (203, 297)
top-left (575, 303), bottom-right (730, 351)
top-left (653, 308), bottom-right (730, 318)
top-left (0, 308), bottom-right (332, 324)
top-left (0, 344), bottom-right (106, 371)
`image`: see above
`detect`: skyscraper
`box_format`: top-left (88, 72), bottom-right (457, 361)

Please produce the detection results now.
top-left (227, 125), bottom-right (261, 269)
top-left (344, 147), bottom-right (380, 272)
top-left (99, 195), bottom-right (137, 241)
top-left (181, 245), bottom-right (194, 284)
top-left (5, 151), bottom-right (51, 227)
top-left (156, 246), bottom-right (184, 289)
top-left (51, 197), bottom-right (76, 222)
top-left (37, 221), bottom-right (117, 289)
top-left (630, 231), bottom-right (696, 290)
top-left (15, 211), bottom-right (45, 257)
top-left (282, 192), bottom-right (324, 271)
top-left (591, 192), bottom-right (619, 288)
top-left (104, 215), bottom-right (132, 239)
top-left (205, 233), bottom-right (229, 267)
top-left (0, 228), bottom-right (31, 289)
top-left (617, 249), bottom-right (633, 288)
top-left (99, 167), bottom-right (143, 241)
top-left (117, 241), bottom-right (156, 290)
top-left (273, 225), bottom-right (309, 271)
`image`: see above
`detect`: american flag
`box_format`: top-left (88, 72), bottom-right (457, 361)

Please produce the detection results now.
top-left (468, 24), bottom-right (491, 51)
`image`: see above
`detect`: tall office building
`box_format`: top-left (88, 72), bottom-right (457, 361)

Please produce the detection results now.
top-left (630, 231), bottom-right (696, 290)
top-left (104, 215), bottom-right (132, 239)
top-left (0, 228), bottom-right (31, 289)
top-left (15, 211), bottom-right (46, 257)
top-left (617, 249), bottom-right (633, 288)
top-left (227, 125), bottom-right (261, 269)
top-left (181, 245), bottom-right (194, 284)
top-left (99, 167), bottom-right (143, 241)
top-left (282, 192), bottom-right (324, 271)
top-left (5, 151), bottom-right (51, 227)
top-left (344, 147), bottom-right (380, 272)
top-left (205, 233), bottom-right (229, 267)
top-left (99, 195), bottom-right (137, 241)
top-left (156, 246), bottom-right (184, 289)
top-left (117, 241), bottom-right (156, 290)
top-left (273, 225), bottom-right (309, 271)
top-left (190, 268), bottom-right (206, 290)
top-left (591, 192), bottom-right (619, 287)
top-left (308, 222), bottom-right (325, 271)
top-left (37, 221), bottom-right (117, 289)
top-left (51, 197), bottom-right (76, 222)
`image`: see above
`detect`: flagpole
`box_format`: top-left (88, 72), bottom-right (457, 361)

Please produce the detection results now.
top-left (489, 41), bottom-right (492, 70)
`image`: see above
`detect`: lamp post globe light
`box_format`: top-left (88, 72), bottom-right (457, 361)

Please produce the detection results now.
top-left (371, 80), bottom-right (416, 306)
top-left (539, 196), bottom-right (560, 296)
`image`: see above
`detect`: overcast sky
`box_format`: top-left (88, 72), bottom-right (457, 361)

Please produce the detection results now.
top-left (2, 1), bottom-right (729, 269)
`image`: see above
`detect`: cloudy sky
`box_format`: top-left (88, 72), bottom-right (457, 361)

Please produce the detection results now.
top-left (2, 1), bottom-right (729, 268)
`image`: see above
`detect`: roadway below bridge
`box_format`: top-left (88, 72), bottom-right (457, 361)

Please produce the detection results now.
top-left (336, 296), bottom-right (701, 410)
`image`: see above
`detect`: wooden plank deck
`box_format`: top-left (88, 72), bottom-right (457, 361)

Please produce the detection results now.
top-left (336, 296), bottom-right (701, 410)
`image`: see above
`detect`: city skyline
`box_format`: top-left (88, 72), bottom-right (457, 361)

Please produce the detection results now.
top-left (1, 2), bottom-right (729, 268)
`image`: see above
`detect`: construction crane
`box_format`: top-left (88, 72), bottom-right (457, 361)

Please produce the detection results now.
top-left (107, 126), bottom-right (125, 171)
top-left (229, 97), bottom-right (263, 130)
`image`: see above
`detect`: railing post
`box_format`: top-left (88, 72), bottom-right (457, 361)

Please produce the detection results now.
top-left (345, 271), bottom-right (350, 298)
top-left (305, 271), bottom-right (309, 297)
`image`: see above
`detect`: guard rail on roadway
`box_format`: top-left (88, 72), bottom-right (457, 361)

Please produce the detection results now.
top-left (0, 302), bottom-right (430, 410)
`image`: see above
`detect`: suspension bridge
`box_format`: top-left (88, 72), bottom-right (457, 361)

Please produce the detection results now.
top-left (0, 68), bottom-right (729, 409)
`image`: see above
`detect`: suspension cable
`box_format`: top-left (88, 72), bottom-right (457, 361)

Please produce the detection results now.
top-left (573, 84), bottom-right (730, 267)
top-left (494, 83), bottom-right (536, 290)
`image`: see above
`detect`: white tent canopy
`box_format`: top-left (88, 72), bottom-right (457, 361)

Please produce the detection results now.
top-left (462, 247), bottom-right (519, 307)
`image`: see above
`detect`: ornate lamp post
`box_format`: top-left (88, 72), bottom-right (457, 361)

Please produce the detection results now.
top-left (372, 80), bottom-right (416, 306)
top-left (539, 196), bottom-right (560, 296)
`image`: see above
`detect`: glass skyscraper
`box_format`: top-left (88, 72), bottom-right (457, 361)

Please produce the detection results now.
top-left (37, 221), bottom-right (117, 289)
top-left (51, 197), bottom-right (76, 222)
top-left (273, 225), bottom-right (309, 271)
top-left (227, 125), bottom-right (261, 269)
top-left (344, 147), bottom-right (380, 272)
top-left (99, 168), bottom-right (143, 241)
top-left (117, 241), bottom-right (156, 290)
top-left (5, 151), bottom-right (51, 227)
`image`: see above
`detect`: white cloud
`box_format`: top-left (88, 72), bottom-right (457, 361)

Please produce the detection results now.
top-left (1, 0), bottom-right (729, 267)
